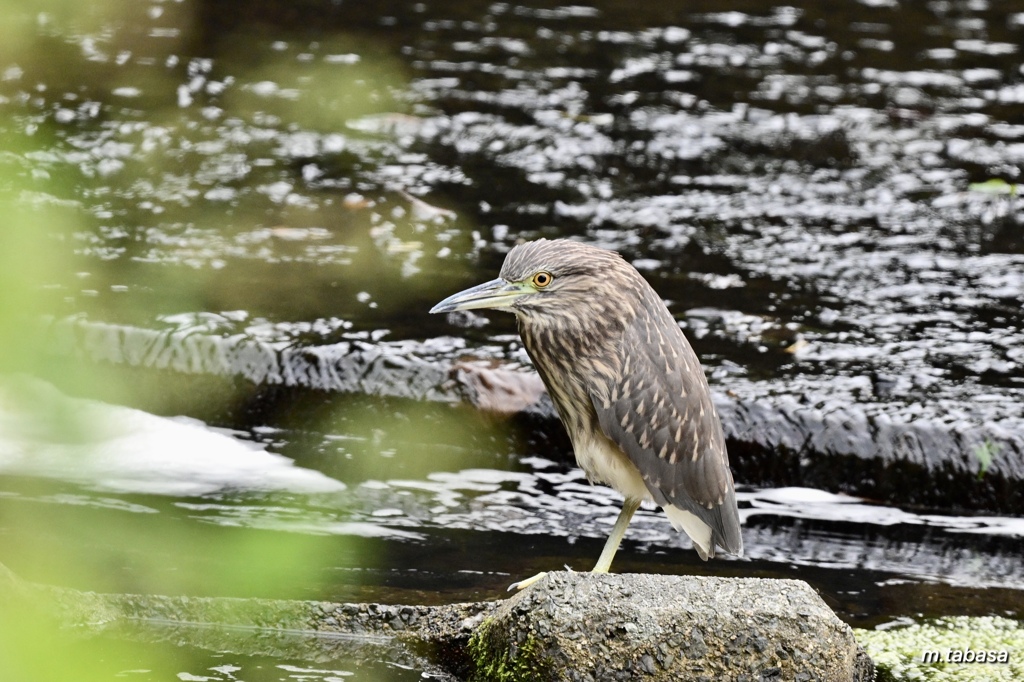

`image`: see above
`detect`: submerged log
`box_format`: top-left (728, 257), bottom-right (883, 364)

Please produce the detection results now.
top-left (1, 563), bottom-right (872, 681)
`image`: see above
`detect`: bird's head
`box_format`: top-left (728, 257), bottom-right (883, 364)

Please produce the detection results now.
top-left (430, 239), bottom-right (639, 325)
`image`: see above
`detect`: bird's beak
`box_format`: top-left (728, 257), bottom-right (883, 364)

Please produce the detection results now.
top-left (430, 278), bottom-right (531, 313)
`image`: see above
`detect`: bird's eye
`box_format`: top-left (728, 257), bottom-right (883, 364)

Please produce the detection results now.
top-left (532, 271), bottom-right (554, 288)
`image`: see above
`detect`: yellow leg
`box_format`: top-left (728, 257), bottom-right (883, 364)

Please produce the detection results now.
top-left (591, 497), bottom-right (641, 573)
top-left (508, 497), bottom-right (641, 591)
top-left (507, 571), bottom-right (549, 592)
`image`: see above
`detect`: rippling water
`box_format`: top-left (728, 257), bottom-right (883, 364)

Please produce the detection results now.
top-left (2, 0), bottom-right (1024, 677)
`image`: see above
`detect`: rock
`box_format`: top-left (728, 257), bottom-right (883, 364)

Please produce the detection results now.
top-left (450, 360), bottom-right (547, 415)
top-left (467, 571), bottom-right (872, 681)
top-left (2, 561), bottom-right (874, 680)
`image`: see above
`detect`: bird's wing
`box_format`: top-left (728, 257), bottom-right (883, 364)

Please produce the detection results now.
top-left (586, 303), bottom-right (742, 555)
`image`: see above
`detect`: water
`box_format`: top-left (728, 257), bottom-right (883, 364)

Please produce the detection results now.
top-left (41, 621), bottom-right (437, 682)
top-left (1, 0), bottom-right (1023, 678)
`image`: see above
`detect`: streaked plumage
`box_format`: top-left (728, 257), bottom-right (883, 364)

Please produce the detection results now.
top-left (431, 238), bottom-right (742, 574)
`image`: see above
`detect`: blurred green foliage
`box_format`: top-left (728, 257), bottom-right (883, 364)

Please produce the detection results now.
top-left (0, 0), bottom-right (474, 679)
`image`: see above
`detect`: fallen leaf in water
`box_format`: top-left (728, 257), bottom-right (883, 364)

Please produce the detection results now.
top-left (400, 190), bottom-right (457, 222)
top-left (785, 338), bottom-right (810, 354)
top-left (342, 193), bottom-right (374, 210)
top-left (968, 179), bottom-right (1018, 195)
top-left (269, 226), bottom-right (330, 241)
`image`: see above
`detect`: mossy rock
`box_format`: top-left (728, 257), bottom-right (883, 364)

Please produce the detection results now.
top-left (467, 571), bottom-right (870, 681)
top-left (469, 615), bottom-right (553, 682)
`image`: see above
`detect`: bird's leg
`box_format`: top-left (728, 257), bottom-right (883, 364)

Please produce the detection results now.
top-left (591, 497), bottom-right (642, 573)
top-left (508, 498), bottom-right (642, 591)
top-left (507, 571), bottom-right (548, 592)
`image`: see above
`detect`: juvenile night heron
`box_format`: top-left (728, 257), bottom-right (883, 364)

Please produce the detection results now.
top-left (431, 239), bottom-right (742, 586)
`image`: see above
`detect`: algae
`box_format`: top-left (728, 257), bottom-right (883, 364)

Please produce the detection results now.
top-left (854, 616), bottom-right (1023, 681)
top-left (468, 616), bottom-right (551, 682)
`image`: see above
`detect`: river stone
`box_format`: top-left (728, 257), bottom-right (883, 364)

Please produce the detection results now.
top-left (468, 571), bottom-right (872, 681)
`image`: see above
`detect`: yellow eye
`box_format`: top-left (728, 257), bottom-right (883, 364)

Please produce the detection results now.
top-left (532, 271), bottom-right (554, 288)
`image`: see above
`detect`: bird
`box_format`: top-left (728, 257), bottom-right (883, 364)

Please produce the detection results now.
top-left (430, 238), bottom-right (742, 588)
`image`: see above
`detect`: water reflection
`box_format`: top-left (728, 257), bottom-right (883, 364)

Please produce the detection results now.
top-left (3, 387), bottom-right (1022, 600)
top-left (60, 624), bottom-right (436, 682)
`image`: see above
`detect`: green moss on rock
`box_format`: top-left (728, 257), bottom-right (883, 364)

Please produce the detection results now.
top-left (468, 616), bottom-right (551, 682)
top-left (854, 616), bottom-right (1023, 681)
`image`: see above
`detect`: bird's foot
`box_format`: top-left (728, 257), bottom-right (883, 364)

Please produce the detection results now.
top-left (507, 571), bottom-right (549, 592)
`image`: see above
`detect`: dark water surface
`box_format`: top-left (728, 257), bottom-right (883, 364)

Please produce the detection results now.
top-left (2, 0), bottom-right (1024, 677)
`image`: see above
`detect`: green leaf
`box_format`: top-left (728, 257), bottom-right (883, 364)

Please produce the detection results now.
top-left (968, 179), bottom-right (1019, 196)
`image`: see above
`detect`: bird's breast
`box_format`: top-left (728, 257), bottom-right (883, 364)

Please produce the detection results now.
top-left (519, 315), bottom-right (649, 501)
top-left (573, 430), bottom-right (652, 503)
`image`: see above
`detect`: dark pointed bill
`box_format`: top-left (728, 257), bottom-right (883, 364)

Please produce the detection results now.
top-left (430, 278), bottom-right (530, 314)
